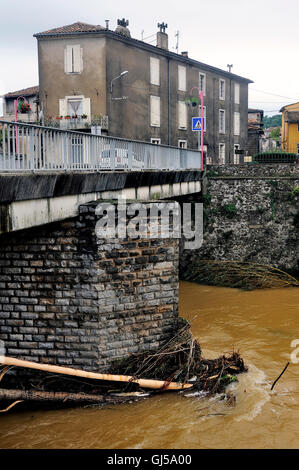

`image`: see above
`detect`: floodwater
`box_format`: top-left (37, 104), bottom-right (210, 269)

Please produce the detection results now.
top-left (0, 282), bottom-right (299, 449)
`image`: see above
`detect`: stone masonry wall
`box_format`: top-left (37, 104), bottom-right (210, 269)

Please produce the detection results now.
top-left (0, 200), bottom-right (179, 372)
top-left (180, 164), bottom-right (299, 272)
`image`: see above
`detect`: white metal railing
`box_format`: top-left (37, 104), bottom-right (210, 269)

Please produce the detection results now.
top-left (0, 120), bottom-right (202, 172)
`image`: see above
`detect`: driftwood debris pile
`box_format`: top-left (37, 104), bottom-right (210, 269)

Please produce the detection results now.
top-left (110, 319), bottom-right (247, 396)
top-left (182, 260), bottom-right (299, 290)
top-left (0, 320), bottom-right (247, 413)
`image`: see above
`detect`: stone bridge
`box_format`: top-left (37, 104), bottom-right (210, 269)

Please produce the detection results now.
top-left (0, 162), bottom-right (298, 375)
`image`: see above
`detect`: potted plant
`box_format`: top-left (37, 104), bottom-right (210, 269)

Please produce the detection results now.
top-left (64, 115), bottom-right (71, 120)
top-left (81, 114), bottom-right (88, 119)
top-left (18, 101), bottom-right (31, 114)
top-left (56, 116), bottom-right (63, 120)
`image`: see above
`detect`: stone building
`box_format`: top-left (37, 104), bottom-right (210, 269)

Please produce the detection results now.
top-left (248, 108), bottom-right (264, 156)
top-left (2, 86), bottom-right (40, 123)
top-left (34, 19), bottom-right (253, 164)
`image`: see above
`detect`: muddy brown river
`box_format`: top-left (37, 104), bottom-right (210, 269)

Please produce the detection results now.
top-left (0, 282), bottom-right (298, 449)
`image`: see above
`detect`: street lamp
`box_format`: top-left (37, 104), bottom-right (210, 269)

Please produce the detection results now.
top-left (110, 71), bottom-right (128, 94)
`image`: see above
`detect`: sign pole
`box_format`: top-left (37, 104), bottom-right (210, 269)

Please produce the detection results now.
top-left (200, 91), bottom-right (204, 171)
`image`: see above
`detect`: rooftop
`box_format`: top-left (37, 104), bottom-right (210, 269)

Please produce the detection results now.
top-left (34, 21), bottom-right (253, 84)
top-left (35, 21), bottom-right (105, 36)
top-left (4, 86), bottom-right (39, 99)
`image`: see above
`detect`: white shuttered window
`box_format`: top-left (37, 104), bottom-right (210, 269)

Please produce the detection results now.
top-left (234, 112), bottom-right (240, 135)
top-left (150, 95), bottom-right (160, 127)
top-left (199, 73), bottom-right (206, 95)
top-left (150, 57), bottom-right (160, 86)
top-left (234, 83), bottom-right (240, 104)
top-left (219, 143), bottom-right (225, 165)
top-left (219, 109), bottom-right (225, 133)
top-left (59, 96), bottom-right (91, 120)
top-left (65, 45), bottom-right (83, 74)
top-left (219, 79), bottom-right (225, 100)
top-left (178, 65), bottom-right (186, 91)
top-left (178, 101), bottom-right (187, 129)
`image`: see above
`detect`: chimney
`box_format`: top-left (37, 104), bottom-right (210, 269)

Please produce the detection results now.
top-left (181, 51), bottom-right (188, 58)
top-left (157, 22), bottom-right (168, 50)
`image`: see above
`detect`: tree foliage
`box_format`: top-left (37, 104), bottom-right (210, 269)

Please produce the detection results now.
top-left (263, 114), bottom-right (282, 128)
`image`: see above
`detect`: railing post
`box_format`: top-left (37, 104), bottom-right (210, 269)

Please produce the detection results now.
top-left (111, 139), bottom-right (115, 170)
top-left (128, 141), bottom-right (133, 170)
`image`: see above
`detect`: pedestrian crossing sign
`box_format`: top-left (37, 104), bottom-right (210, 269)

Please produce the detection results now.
top-left (192, 117), bottom-right (205, 131)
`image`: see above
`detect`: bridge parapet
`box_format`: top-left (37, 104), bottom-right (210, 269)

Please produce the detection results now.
top-left (0, 120), bottom-right (201, 172)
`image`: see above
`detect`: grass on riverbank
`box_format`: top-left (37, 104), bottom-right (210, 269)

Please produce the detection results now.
top-left (181, 260), bottom-right (299, 290)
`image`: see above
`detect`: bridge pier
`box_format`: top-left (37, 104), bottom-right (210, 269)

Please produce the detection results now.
top-left (0, 200), bottom-right (179, 371)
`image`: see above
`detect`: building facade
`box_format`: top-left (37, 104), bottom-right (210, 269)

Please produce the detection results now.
top-left (248, 108), bottom-right (264, 156)
top-left (280, 102), bottom-right (299, 154)
top-left (34, 20), bottom-right (253, 164)
top-left (2, 86), bottom-right (40, 123)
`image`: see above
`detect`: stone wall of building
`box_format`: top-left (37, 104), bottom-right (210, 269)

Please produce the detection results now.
top-left (0, 200), bottom-right (179, 372)
top-left (180, 164), bottom-right (299, 272)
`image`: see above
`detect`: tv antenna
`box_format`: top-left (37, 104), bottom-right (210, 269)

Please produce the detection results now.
top-left (175, 30), bottom-right (179, 54)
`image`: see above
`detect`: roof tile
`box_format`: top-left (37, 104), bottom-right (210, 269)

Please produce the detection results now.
top-left (35, 21), bottom-right (104, 36)
top-left (4, 86), bottom-right (39, 99)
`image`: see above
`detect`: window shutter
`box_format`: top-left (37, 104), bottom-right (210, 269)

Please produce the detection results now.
top-left (178, 101), bottom-right (187, 129)
top-left (234, 112), bottom-right (240, 135)
top-left (150, 57), bottom-right (160, 86)
top-left (82, 98), bottom-right (91, 119)
top-left (235, 83), bottom-right (240, 104)
top-left (73, 45), bottom-right (81, 73)
top-left (65, 46), bottom-right (73, 73)
top-left (199, 73), bottom-right (206, 94)
top-left (150, 96), bottom-right (160, 127)
top-left (178, 65), bottom-right (186, 91)
top-left (59, 99), bottom-right (67, 117)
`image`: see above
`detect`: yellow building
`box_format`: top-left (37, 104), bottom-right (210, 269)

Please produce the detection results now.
top-left (280, 102), bottom-right (299, 154)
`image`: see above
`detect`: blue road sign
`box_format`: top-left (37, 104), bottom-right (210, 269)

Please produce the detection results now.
top-left (192, 117), bottom-right (205, 131)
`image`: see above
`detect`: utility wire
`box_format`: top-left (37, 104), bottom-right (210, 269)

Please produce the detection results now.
top-left (250, 88), bottom-right (298, 101)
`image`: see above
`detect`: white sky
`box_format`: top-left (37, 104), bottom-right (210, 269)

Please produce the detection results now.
top-left (0, 0), bottom-right (298, 116)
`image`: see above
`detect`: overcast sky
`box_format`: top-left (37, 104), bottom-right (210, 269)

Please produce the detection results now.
top-left (0, 0), bottom-right (298, 116)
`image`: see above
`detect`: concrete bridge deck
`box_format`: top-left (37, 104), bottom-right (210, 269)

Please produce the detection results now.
top-left (0, 170), bottom-right (203, 234)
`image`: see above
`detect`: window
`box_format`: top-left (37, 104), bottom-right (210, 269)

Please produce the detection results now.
top-left (235, 83), bottom-right (240, 104)
top-left (151, 138), bottom-right (161, 145)
top-left (234, 144), bottom-right (240, 164)
top-left (178, 65), bottom-right (186, 91)
top-left (59, 95), bottom-right (90, 120)
top-left (234, 112), bottom-right (240, 136)
top-left (297, 144), bottom-right (299, 154)
top-left (219, 143), bottom-right (225, 165)
top-left (219, 79), bottom-right (225, 100)
top-left (198, 105), bottom-right (207, 132)
top-left (150, 95), bottom-right (160, 127)
top-left (199, 73), bottom-right (206, 95)
top-left (178, 140), bottom-right (187, 149)
top-left (68, 98), bottom-right (83, 117)
top-left (150, 57), bottom-right (160, 86)
top-left (297, 124), bottom-right (299, 132)
top-left (65, 45), bottom-right (83, 74)
top-left (178, 101), bottom-right (187, 129)
top-left (219, 109), bottom-right (225, 133)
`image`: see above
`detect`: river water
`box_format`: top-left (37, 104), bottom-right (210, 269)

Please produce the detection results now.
top-left (0, 282), bottom-right (298, 449)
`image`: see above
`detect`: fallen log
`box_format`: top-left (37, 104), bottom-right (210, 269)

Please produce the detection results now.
top-left (0, 355), bottom-right (192, 391)
top-left (0, 388), bottom-right (141, 407)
